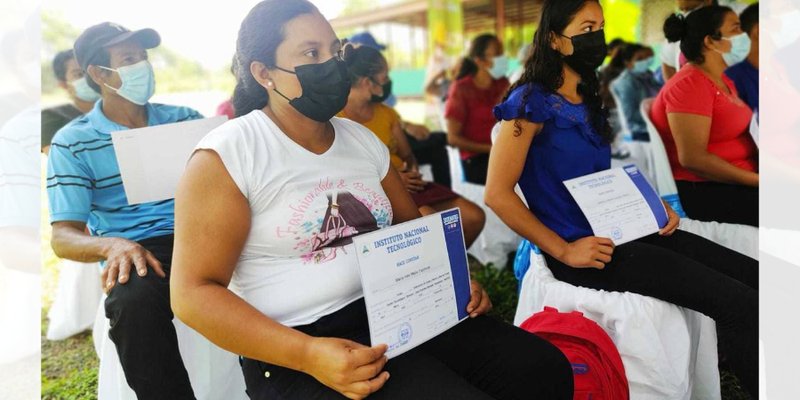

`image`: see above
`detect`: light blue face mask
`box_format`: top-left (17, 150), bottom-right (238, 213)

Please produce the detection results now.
top-left (69, 76), bottom-right (101, 102)
top-left (99, 60), bottom-right (155, 105)
top-left (632, 57), bottom-right (653, 74)
top-left (716, 32), bottom-right (751, 66)
top-left (489, 55), bottom-right (509, 79)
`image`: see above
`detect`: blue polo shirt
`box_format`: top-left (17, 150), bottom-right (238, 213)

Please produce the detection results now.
top-left (47, 101), bottom-right (202, 242)
top-left (725, 60), bottom-right (758, 112)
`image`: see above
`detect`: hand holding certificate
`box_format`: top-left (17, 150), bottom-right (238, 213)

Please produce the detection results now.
top-left (564, 165), bottom-right (669, 245)
top-left (353, 209), bottom-right (472, 359)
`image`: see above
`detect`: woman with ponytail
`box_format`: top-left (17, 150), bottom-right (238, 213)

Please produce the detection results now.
top-left (444, 33), bottom-right (509, 185)
top-left (171, 1), bottom-right (572, 399)
top-left (485, 0), bottom-right (758, 398)
top-left (652, 6), bottom-right (758, 226)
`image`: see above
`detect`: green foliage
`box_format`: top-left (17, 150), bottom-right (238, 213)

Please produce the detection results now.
top-left (469, 256), bottom-right (519, 324)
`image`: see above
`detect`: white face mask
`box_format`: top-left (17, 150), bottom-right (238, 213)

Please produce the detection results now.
top-left (69, 76), bottom-right (101, 102)
top-left (714, 32), bottom-right (752, 66)
top-left (488, 55), bottom-right (509, 79)
top-left (98, 60), bottom-right (156, 105)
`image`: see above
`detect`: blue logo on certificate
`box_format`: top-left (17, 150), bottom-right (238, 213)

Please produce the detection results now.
top-left (442, 213), bottom-right (460, 233)
top-left (398, 323), bottom-right (413, 344)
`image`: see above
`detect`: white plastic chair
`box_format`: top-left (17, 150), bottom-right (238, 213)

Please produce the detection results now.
top-left (92, 297), bottom-right (248, 400)
top-left (46, 261), bottom-right (103, 341)
top-left (514, 247), bottom-right (721, 400)
top-left (438, 123), bottom-right (521, 268)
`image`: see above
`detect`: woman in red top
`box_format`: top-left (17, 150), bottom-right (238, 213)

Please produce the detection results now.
top-left (651, 5), bottom-right (757, 226)
top-left (445, 34), bottom-right (510, 185)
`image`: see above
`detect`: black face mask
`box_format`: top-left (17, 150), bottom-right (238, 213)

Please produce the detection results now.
top-left (370, 79), bottom-right (393, 103)
top-left (273, 57), bottom-right (352, 122)
top-left (560, 30), bottom-right (608, 75)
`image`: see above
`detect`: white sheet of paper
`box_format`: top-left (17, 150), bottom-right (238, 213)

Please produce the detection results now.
top-left (564, 165), bottom-right (668, 245)
top-left (111, 116), bottom-right (227, 205)
top-left (353, 209), bottom-right (472, 359)
top-left (750, 112), bottom-right (759, 147)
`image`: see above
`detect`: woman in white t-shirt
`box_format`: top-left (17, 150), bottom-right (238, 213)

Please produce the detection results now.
top-left (170, 1), bottom-right (572, 399)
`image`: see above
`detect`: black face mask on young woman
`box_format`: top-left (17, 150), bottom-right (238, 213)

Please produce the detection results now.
top-left (560, 29), bottom-right (608, 75)
top-left (370, 79), bottom-right (393, 103)
top-left (273, 56), bottom-right (352, 122)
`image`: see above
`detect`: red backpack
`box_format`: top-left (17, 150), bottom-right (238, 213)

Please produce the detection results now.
top-left (520, 307), bottom-right (629, 400)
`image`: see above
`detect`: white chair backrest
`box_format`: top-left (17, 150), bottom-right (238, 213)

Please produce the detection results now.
top-left (640, 97), bottom-right (686, 217)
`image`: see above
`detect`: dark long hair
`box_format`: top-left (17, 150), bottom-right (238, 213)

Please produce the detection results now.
top-left (456, 33), bottom-right (500, 80)
top-left (343, 44), bottom-right (387, 87)
top-left (663, 5), bottom-right (733, 64)
top-left (232, 0), bottom-right (318, 117)
top-left (503, 0), bottom-right (611, 142)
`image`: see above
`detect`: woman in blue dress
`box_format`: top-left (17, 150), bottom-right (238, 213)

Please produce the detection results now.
top-left (485, 0), bottom-right (758, 397)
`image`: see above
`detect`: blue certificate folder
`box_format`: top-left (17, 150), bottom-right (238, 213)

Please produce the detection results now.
top-left (440, 209), bottom-right (472, 320)
top-left (623, 164), bottom-right (669, 228)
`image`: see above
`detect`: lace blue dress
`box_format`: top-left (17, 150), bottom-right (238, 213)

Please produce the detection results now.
top-left (493, 84), bottom-right (611, 242)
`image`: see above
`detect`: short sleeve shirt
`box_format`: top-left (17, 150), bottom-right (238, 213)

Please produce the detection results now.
top-left (41, 104), bottom-right (84, 150)
top-left (195, 111), bottom-right (393, 326)
top-left (494, 84), bottom-right (611, 242)
top-left (47, 101), bottom-right (203, 241)
top-left (445, 75), bottom-right (509, 159)
top-left (651, 64), bottom-right (757, 182)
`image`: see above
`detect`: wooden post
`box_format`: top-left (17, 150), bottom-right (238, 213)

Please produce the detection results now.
top-left (496, 0), bottom-right (505, 42)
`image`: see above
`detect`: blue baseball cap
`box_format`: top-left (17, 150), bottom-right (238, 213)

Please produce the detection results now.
top-left (349, 32), bottom-right (386, 51)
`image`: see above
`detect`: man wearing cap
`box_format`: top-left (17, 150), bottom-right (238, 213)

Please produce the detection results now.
top-left (41, 49), bottom-right (99, 154)
top-left (46, 22), bottom-right (201, 399)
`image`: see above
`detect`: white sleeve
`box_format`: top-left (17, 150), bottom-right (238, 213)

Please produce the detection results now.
top-left (194, 122), bottom-right (251, 198)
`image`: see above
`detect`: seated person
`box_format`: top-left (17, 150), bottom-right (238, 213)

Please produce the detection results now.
top-left (725, 2), bottom-right (758, 113)
top-left (610, 44), bottom-right (662, 141)
top-left (652, 5), bottom-right (758, 226)
top-left (445, 33), bottom-right (509, 185)
top-left (599, 40), bottom-right (631, 158)
top-left (42, 49), bottom-right (99, 154)
top-left (339, 44), bottom-right (486, 247)
top-left (47, 22), bottom-right (203, 399)
top-left (486, 1), bottom-right (757, 398)
top-left (170, 2), bottom-right (573, 399)
top-left (661, 0), bottom-right (718, 81)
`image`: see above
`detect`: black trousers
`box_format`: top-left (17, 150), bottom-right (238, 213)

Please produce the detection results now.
top-left (406, 132), bottom-right (451, 189)
top-left (461, 153), bottom-right (489, 185)
top-left (544, 230), bottom-right (758, 398)
top-left (241, 299), bottom-right (573, 399)
top-left (104, 234), bottom-right (195, 400)
top-left (676, 180), bottom-right (758, 227)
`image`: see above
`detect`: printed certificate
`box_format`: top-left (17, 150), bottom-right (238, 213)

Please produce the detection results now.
top-left (353, 209), bottom-right (471, 358)
top-left (564, 165), bottom-right (669, 245)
